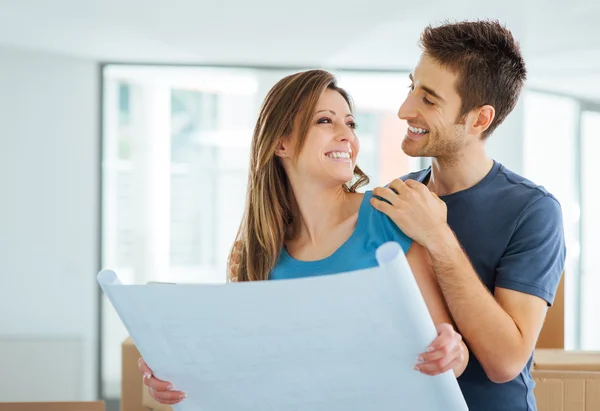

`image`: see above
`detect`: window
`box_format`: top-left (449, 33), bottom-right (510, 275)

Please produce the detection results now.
top-left (523, 91), bottom-right (600, 351)
top-left (580, 108), bottom-right (600, 350)
top-left (523, 91), bottom-right (580, 349)
top-left (101, 66), bottom-right (419, 398)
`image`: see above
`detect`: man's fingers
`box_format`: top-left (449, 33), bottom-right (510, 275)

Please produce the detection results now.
top-left (388, 179), bottom-right (409, 195)
top-left (372, 186), bottom-right (402, 207)
top-left (369, 195), bottom-right (395, 216)
top-left (404, 179), bottom-right (428, 193)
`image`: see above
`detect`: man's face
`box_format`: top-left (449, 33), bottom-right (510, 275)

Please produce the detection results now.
top-left (398, 53), bottom-right (471, 161)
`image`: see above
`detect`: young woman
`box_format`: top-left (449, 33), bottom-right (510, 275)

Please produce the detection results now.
top-left (139, 70), bottom-right (468, 405)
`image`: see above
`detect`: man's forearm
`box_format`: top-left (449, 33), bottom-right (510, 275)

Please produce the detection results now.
top-left (426, 227), bottom-right (529, 383)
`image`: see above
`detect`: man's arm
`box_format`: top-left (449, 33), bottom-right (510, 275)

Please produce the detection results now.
top-left (426, 228), bottom-right (549, 383)
top-left (405, 242), bottom-right (469, 378)
top-left (372, 180), bottom-right (565, 383)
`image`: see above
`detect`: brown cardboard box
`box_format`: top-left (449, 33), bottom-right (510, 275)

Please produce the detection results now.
top-left (536, 274), bottom-right (565, 349)
top-left (141, 386), bottom-right (173, 411)
top-left (122, 338), bottom-right (172, 411)
top-left (121, 337), bottom-right (147, 411)
top-left (0, 402), bottom-right (105, 411)
top-left (533, 349), bottom-right (600, 411)
top-left (535, 349), bottom-right (600, 372)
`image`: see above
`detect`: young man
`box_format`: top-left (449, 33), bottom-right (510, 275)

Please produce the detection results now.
top-left (372, 20), bottom-right (566, 410)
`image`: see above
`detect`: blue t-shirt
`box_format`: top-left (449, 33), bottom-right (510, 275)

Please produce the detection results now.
top-left (270, 191), bottom-right (413, 280)
top-left (402, 160), bottom-right (566, 411)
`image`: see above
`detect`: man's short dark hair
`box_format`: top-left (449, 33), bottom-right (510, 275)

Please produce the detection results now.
top-left (419, 20), bottom-right (527, 139)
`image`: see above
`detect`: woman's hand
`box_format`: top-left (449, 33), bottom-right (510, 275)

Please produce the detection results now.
top-left (415, 323), bottom-right (466, 376)
top-left (138, 357), bottom-right (186, 405)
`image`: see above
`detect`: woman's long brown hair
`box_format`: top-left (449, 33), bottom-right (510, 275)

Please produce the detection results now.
top-left (228, 70), bottom-right (369, 282)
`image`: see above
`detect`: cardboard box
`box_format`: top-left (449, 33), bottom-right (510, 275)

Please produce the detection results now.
top-left (534, 349), bottom-right (600, 372)
top-left (536, 274), bottom-right (565, 349)
top-left (0, 402), bottom-right (104, 411)
top-left (121, 337), bottom-right (147, 411)
top-left (533, 349), bottom-right (600, 411)
top-left (122, 338), bottom-right (172, 411)
top-left (141, 386), bottom-right (173, 411)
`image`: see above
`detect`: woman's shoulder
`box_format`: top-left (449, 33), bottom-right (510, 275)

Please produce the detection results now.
top-left (360, 190), bottom-right (413, 253)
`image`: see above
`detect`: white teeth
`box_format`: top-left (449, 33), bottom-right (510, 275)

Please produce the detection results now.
top-left (408, 125), bottom-right (429, 134)
top-left (326, 152), bottom-right (350, 159)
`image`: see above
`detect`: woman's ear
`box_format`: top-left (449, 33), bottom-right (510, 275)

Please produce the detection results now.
top-left (274, 138), bottom-right (289, 158)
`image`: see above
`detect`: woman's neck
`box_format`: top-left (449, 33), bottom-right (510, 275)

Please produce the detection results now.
top-left (288, 182), bottom-right (358, 245)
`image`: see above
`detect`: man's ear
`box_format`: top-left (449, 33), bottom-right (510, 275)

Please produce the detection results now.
top-left (468, 105), bottom-right (495, 137)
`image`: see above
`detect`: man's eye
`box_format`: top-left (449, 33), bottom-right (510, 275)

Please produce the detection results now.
top-left (347, 121), bottom-right (357, 129)
top-left (422, 97), bottom-right (434, 106)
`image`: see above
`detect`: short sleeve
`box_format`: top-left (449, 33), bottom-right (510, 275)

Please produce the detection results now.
top-left (373, 207), bottom-right (414, 255)
top-left (495, 195), bottom-right (566, 305)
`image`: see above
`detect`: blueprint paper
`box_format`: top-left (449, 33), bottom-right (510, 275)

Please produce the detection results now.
top-left (98, 241), bottom-right (468, 411)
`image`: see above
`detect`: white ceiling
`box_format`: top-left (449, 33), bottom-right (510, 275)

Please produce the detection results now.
top-left (1, 0), bottom-right (600, 100)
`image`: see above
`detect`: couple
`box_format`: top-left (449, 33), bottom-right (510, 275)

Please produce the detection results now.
top-left (139, 20), bottom-right (565, 411)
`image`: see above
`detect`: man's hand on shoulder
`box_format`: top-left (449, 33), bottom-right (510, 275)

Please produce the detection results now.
top-left (371, 179), bottom-right (451, 249)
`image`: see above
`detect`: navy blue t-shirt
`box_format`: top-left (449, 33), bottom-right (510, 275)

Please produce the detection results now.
top-left (402, 161), bottom-right (566, 411)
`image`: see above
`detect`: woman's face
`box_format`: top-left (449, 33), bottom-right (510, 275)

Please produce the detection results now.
top-left (280, 88), bottom-right (360, 189)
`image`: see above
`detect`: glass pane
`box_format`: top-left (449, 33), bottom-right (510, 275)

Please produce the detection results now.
top-left (523, 91), bottom-right (579, 349)
top-left (580, 110), bottom-right (600, 350)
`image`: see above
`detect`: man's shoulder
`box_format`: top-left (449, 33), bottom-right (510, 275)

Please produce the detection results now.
top-left (494, 164), bottom-right (560, 207)
top-left (397, 162), bottom-right (561, 210)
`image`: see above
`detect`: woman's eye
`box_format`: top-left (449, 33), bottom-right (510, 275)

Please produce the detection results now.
top-left (317, 117), bottom-right (332, 124)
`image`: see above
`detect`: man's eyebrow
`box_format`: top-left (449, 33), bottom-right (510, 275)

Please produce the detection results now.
top-left (408, 73), bottom-right (446, 103)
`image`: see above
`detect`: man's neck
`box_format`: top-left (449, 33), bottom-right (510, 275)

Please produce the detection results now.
top-left (428, 144), bottom-right (494, 197)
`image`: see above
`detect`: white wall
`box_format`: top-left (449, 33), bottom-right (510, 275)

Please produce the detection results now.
top-left (486, 99), bottom-right (525, 175)
top-left (0, 45), bottom-right (99, 401)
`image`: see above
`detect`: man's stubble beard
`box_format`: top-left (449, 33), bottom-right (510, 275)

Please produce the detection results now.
top-left (402, 125), bottom-right (466, 166)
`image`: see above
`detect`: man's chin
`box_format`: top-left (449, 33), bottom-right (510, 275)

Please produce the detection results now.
top-left (401, 136), bottom-right (428, 158)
